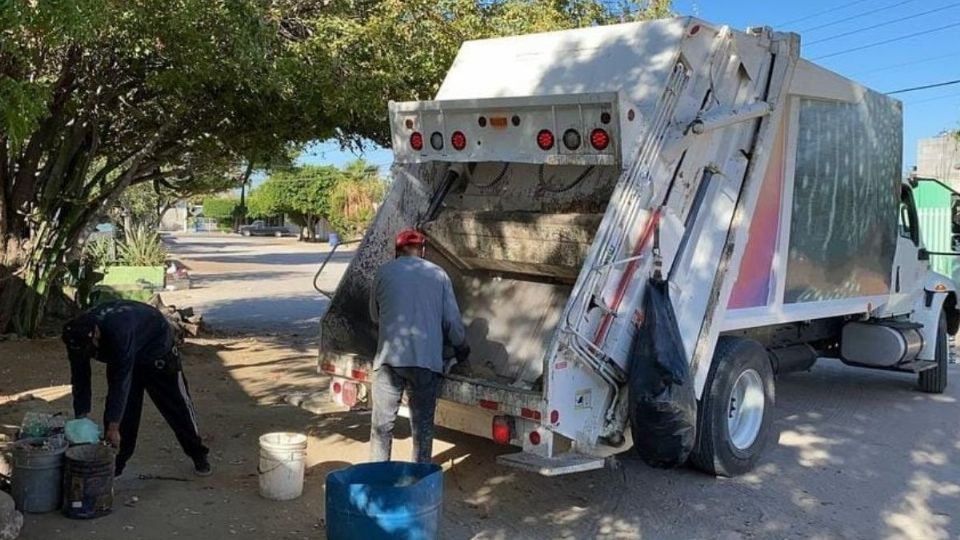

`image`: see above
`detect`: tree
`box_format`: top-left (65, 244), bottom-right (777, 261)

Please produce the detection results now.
top-left (327, 160), bottom-right (386, 238)
top-left (0, 0), bottom-right (670, 334)
top-left (248, 165), bottom-right (339, 240)
top-left (201, 198), bottom-right (240, 223)
top-left (0, 1), bottom-right (320, 333)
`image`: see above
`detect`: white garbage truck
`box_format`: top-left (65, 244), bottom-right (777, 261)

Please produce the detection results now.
top-left (316, 17), bottom-right (959, 476)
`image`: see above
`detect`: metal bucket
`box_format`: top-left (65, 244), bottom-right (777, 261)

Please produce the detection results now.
top-left (63, 444), bottom-right (115, 519)
top-left (11, 437), bottom-right (67, 513)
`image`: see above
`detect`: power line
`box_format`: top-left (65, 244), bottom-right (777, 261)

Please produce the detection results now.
top-left (886, 79), bottom-right (960, 95)
top-left (812, 20), bottom-right (960, 60)
top-left (799, 0), bottom-right (917, 33)
top-left (806, 1), bottom-right (960, 45)
top-left (777, 0), bottom-right (874, 27)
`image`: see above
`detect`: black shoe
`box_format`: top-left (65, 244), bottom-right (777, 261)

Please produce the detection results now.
top-left (193, 455), bottom-right (212, 477)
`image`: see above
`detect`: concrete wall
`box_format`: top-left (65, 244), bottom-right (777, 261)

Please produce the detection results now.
top-left (917, 135), bottom-right (960, 185)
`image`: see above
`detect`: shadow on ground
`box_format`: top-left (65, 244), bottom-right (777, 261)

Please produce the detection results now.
top-left (2, 337), bottom-right (958, 540)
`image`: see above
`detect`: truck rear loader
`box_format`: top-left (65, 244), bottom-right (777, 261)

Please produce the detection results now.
top-left (317, 17), bottom-right (960, 476)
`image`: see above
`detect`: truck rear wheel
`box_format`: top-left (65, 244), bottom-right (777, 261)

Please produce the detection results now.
top-left (918, 311), bottom-right (948, 394)
top-left (690, 336), bottom-right (775, 477)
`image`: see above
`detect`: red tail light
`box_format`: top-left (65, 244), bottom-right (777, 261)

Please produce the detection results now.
top-left (590, 128), bottom-right (610, 151)
top-left (451, 131), bottom-right (467, 151)
top-left (492, 416), bottom-right (513, 445)
top-left (332, 381), bottom-right (342, 394)
top-left (410, 132), bottom-right (423, 151)
top-left (520, 407), bottom-right (541, 421)
top-left (537, 129), bottom-right (555, 151)
top-left (529, 431), bottom-right (541, 446)
top-left (342, 381), bottom-right (358, 407)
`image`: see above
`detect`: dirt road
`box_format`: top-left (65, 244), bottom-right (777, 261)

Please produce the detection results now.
top-left (2, 336), bottom-right (958, 539)
top-left (1, 234), bottom-right (957, 539)
top-left (159, 234), bottom-right (351, 334)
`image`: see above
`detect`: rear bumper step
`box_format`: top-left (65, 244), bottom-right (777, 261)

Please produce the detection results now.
top-left (497, 451), bottom-right (605, 476)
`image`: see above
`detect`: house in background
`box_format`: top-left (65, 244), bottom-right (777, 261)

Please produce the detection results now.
top-left (917, 135), bottom-right (960, 186)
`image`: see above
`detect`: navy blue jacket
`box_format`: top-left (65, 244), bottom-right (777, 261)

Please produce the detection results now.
top-left (68, 301), bottom-right (174, 424)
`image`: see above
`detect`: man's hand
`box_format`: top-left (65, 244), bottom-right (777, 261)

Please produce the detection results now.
top-left (455, 343), bottom-right (471, 363)
top-left (105, 423), bottom-right (121, 448)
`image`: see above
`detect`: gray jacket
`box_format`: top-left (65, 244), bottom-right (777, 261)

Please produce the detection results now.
top-left (370, 256), bottom-right (466, 373)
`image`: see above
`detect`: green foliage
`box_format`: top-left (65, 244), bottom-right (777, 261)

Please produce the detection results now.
top-left (83, 237), bottom-right (116, 268)
top-left (327, 160), bottom-right (386, 238)
top-left (0, 0), bottom-right (671, 334)
top-left (249, 165), bottom-right (338, 219)
top-left (115, 183), bottom-right (162, 230)
top-left (117, 226), bottom-right (168, 267)
top-left (202, 197), bottom-right (240, 221)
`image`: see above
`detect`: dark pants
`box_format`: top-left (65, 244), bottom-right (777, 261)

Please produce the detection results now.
top-left (370, 365), bottom-right (441, 464)
top-left (115, 349), bottom-right (208, 473)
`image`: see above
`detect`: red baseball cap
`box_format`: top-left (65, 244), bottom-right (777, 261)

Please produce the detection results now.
top-left (395, 229), bottom-right (426, 249)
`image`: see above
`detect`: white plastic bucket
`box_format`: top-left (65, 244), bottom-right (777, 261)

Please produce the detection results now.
top-left (258, 432), bottom-right (308, 501)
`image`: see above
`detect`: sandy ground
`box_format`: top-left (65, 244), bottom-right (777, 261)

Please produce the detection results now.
top-left (2, 337), bottom-right (959, 540)
top-left (0, 234), bottom-right (958, 539)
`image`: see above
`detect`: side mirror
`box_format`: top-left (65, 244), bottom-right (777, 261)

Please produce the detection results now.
top-left (919, 248), bottom-right (930, 261)
top-left (953, 234), bottom-right (960, 252)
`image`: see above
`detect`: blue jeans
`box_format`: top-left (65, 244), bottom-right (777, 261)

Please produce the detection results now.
top-left (369, 365), bottom-right (441, 464)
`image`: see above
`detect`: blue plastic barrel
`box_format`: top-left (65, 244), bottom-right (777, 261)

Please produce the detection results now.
top-left (325, 462), bottom-right (443, 540)
top-left (328, 232), bottom-right (339, 247)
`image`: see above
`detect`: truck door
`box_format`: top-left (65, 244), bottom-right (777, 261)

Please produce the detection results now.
top-left (888, 185), bottom-right (926, 313)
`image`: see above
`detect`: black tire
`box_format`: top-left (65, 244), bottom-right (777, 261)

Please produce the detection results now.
top-left (690, 336), bottom-right (776, 477)
top-left (918, 311), bottom-right (948, 394)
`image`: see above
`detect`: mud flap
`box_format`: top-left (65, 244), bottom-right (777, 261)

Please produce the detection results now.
top-left (627, 278), bottom-right (697, 468)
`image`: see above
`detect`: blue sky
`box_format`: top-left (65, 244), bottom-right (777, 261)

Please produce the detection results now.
top-left (299, 1), bottom-right (960, 174)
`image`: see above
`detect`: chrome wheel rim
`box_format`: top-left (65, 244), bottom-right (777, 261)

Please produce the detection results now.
top-left (727, 369), bottom-right (765, 451)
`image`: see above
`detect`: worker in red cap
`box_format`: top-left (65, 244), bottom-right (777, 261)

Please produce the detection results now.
top-left (368, 228), bottom-right (469, 463)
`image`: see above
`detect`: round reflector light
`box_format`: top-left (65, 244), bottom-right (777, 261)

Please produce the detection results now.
top-left (430, 131), bottom-right (444, 151)
top-left (332, 382), bottom-right (342, 394)
top-left (550, 410), bottom-right (560, 424)
top-left (590, 128), bottom-right (610, 151)
top-left (537, 129), bottom-right (555, 151)
top-left (529, 431), bottom-right (541, 446)
top-left (562, 129), bottom-right (581, 150)
top-left (451, 131), bottom-right (467, 151)
top-left (410, 132), bottom-right (423, 151)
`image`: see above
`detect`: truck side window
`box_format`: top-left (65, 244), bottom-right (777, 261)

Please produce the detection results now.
top-left (899, 187), bottom-right (920, 245)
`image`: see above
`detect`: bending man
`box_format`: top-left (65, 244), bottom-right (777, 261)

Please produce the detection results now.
top-left (61, 300), bottom-right (210, 477)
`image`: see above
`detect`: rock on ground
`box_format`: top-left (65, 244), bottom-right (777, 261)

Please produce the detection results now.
top-left (0, 491), bottom-right (23, 540)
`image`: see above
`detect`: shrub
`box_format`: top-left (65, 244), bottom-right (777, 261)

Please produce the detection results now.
top-left (83, 236), bottom-right (117, 268)
top-left (118, 226), bottom-right (168, 266)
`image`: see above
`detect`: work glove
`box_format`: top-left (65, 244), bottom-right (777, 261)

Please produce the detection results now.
top-left (455, 343), bottom-right (471, 363)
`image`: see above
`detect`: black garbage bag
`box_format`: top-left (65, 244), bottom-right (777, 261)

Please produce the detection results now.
top-left (627, 277), bottom-right (697, 468)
